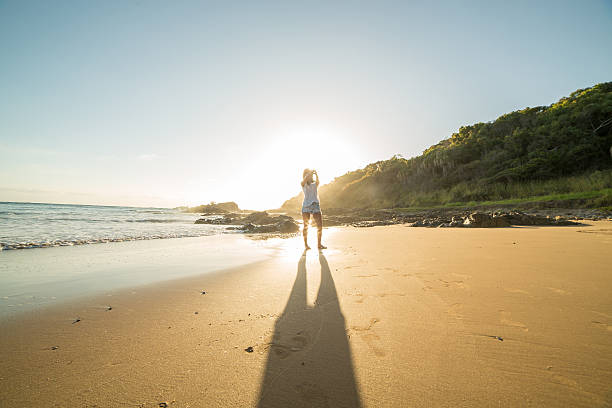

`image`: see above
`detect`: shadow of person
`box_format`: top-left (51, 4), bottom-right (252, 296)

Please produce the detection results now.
top-left (256, 250), bottom-right (361, 407)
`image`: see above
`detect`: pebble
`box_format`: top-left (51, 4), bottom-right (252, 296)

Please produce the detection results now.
top-left (245, 346), bottom-right (254, 353)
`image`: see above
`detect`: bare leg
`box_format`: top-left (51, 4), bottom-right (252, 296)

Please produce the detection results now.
top-left (313, 213), bottom-right (326, 249)
top-left (302, 213), bottom-right (311, 249)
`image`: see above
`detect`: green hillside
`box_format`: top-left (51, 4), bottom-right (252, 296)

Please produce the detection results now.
top-left (282, 82), bottom-right (612, 211)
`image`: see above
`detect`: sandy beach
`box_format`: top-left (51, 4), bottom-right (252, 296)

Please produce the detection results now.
top-left (1, 223), bottom-right (611, 407)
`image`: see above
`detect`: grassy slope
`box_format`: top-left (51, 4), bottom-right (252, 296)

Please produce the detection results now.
top-left (281, 83), bottom-right (612, 212)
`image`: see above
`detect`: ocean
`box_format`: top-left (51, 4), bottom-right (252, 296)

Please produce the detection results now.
top-left (0, 201), bottom-right (227, 250)
top-left (0, 202), bottom-right (287, 318)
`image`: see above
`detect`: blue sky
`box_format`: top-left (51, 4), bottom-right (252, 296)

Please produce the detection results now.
top-left (1, 0), bottom-right (611, 209)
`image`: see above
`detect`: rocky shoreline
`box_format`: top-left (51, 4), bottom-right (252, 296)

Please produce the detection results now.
top-left (195, 211), bottom-right (300, 233)
top-left (194, 207), bottom-right (610, 234)
top-left (323, 207), bottom-right (610, 228)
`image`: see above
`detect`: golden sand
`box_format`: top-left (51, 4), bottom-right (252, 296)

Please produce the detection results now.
top-left (1, 222), bottom-right (611, 407)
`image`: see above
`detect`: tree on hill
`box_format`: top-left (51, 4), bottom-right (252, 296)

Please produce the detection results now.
top-left (281, 82), bottom-right (612, 211)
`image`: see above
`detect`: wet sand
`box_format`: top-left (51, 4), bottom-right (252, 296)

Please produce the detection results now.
top-left (1, 222), bottom-right (611, 407)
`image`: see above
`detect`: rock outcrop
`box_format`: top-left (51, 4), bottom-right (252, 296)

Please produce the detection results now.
top-left (195, 211), bottom-right (300, 234)
top-left (194, 207), bottom-right (599, 234)
top-left (462, 213), bottom-right (510, 228)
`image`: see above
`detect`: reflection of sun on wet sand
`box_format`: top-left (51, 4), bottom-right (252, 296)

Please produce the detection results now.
top-left (0, 222), bottom-right (611, 407)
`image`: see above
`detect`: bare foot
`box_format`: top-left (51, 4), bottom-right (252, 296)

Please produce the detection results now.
top-left (305, 245), bottom-right (311, 250)
top-left (318, 244), bottom-right (327, 249)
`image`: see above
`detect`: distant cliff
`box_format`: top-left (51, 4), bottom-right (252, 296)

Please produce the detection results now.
top-left (282, 82), bottom-right (612, 211)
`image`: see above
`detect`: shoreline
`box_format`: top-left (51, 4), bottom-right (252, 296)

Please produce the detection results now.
top-left (1, 223), bottom-right (611, 407)
top-left (0, 233), bottom-right (285, 320)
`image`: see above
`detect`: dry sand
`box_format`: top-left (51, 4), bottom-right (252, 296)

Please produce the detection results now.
top-left (1, 222), bottom-right (611, 407)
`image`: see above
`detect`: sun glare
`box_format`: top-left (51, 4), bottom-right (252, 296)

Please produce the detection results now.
top-left (274, 124), bottom-right (356, 183)
top-left (232, 123), bottom-right (363, 210)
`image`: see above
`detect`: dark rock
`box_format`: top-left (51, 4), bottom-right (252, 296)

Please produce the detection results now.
top-left (198, 211), bottom-right (299, 234)
top-left (240, 222), bottom-right (256, 232)
top-left (497, 211), bottom-right (579, 226)
top-left (463, 213), bottom-right (510, 228)
top-left (243, 211), bottom-right (275, 224)
top-left (245, 346), bottom-right (254, 353)
top-left (195, 218), bottom-right (212, 224)
top-left (449, 218), bottom-right (464, 227)
top-left (278, 220), bottom-right (300, 233)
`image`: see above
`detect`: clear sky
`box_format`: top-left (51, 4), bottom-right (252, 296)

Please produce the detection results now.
top-left (1, 1), bottom-right (611, 209)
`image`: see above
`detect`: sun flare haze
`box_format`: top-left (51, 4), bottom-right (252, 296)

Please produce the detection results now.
top-left (1, 1), bottom-right (611, 210)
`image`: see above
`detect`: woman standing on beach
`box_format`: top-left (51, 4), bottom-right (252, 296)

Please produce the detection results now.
top-left (301, 169), bottom-right (326, 250)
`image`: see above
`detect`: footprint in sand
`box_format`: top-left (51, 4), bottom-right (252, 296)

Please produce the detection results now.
top-left (591, 321), bottom-right (612, 332)
top-left (499, 311), bottom-right (528, 332)
top-left (270, 330), bottom-right (311, 359)
top-left (377, 267), bottom-right (399, 272)
top-left (353, 274), bottom-right (378, 278)
top-left (375, 292), bottom-right (406, 298)
top-left (346, 290), bottom-right (365, 303)
top-left (350, 318), bottom-right (386, 357)
top-left (438, 279), bottom-right (468, 290)
top-left (550, 373), bottom-right (579, 388)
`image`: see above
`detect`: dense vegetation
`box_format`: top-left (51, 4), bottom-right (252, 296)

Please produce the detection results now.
top-left (282, 82), bottom-right (612, 211)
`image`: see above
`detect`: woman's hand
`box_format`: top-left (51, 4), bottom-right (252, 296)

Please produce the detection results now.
top-left (301, 169), bottom-right (313, 186)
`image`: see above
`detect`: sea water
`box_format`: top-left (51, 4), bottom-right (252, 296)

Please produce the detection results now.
top-left (0, 202), bottom-right (285, 318)
top-left (0, 201), bottom-right (225, 250)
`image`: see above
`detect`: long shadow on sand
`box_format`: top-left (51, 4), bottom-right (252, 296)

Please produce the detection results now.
top-left (256, 251), bottom-right (361, 408)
